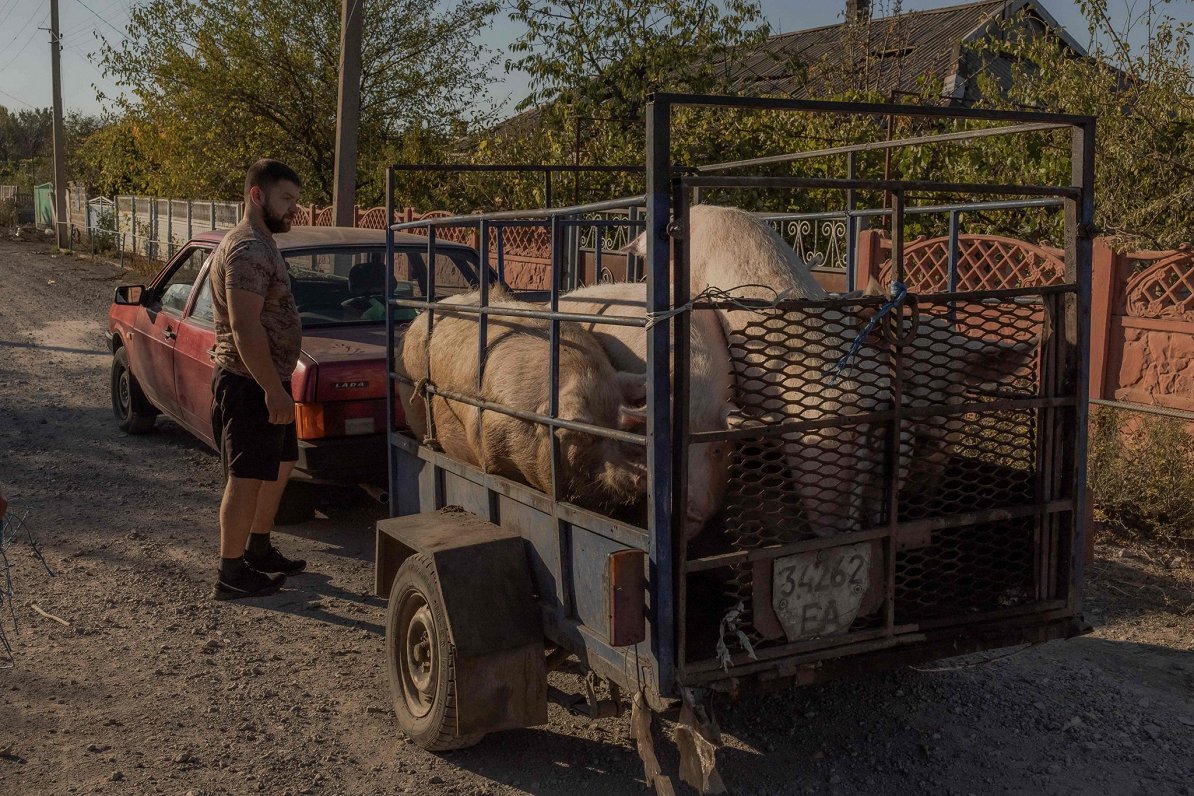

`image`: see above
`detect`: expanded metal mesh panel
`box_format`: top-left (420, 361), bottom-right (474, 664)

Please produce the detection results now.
top-left (894, 515), bottom-right (1037, 623)
top-left (686, 290), bottom-right (1068, 663)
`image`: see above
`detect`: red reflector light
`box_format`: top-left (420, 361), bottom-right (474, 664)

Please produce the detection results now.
top-left (606, 549), bottom-right (646, 647)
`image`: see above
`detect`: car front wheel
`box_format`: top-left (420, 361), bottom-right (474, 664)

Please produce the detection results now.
top-left (111, 347), bottom-right (156, 434)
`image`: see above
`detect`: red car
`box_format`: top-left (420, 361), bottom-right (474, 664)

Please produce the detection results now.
top-left (106, 226), bottom-right (485, 521)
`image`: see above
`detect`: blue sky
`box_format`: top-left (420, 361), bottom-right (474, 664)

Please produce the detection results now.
top-left (0, 0), bottom-right (1189, 116)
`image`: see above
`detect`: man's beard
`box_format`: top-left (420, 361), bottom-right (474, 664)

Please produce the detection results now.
top-left (263, 206), bottom-right (292, 233)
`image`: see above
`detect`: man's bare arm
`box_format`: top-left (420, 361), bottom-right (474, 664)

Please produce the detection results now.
top-left (228, 288), bottom-right (294, 425)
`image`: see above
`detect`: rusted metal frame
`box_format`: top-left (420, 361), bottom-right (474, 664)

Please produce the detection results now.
top-left (548, 213), bottom-right (577, 618)
top-left (408, 381), bottom-right (647, 446)
top-left (477, 219), bottom-right (490, 394)
top-left (692, 281), bottom-right (1077, 311)
top-left (389, 195), bottom-right (648, 231)
top-left (689, 395), bottom-right (1077, 443)
top-left (646, 96), bottom-right (677, 696)
top-left (1036, 293), bottom-right (1061, 602)
top-left (385, 167), bottom-right (399, 517)
top-left (846, 151), bottom-right (858, 288)
top-left (423, 224), bottom-right (439, 444)
top-left (688, 611), bottom-right (1082, 687)
top-left (684, 175), bottom-right (1080, 199)
top-left (650, 91), bottom-right (1095, 126)
top-left (389, 298), bottom-right (648, 329)
top-left (892, 599), bottom-right (1071, 636)
top-left (673, 180), bottom-right (693, 678)
top-left (1089, 398), bottom-right (1194, 422)
top-left (686, 600), bottom-right (1078, 681)
top-left (684, 499), bottom-right (1074, 573)
top-left (748, 616), bottom-right (1083, 689)
top-left (766, 197), bottom-right (1063, 225)
top-left (390, 433), bottom-right (649, 550)
top-left (884, 188), bottom-right (907, 637)
top-left (696, 121), bottom-right (1069, 173)
top-left (1067, 120), bottom-right (1096, 617)
top-left (386, 163), bottom-right (642, 174)
top-left (686, 629), bottom-right (906, 677)
top-left (947, 208), bottom-right (961, 324)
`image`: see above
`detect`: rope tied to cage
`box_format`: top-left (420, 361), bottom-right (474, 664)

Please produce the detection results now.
top-left (714, 601), bottom-right (757, 672)
top-left (826, 279), bottom-right (908, 384)
top-left (643, 283), bottom-right (808, 331)
top-left (411, 378), bottom-right (442, 451)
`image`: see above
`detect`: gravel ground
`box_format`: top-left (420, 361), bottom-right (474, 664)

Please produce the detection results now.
top-left (1, 240), bottom-right (1192, 796)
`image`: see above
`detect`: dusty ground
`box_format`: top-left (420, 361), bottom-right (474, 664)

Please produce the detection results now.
top-left (0, 240), bottom-right (1192, 796)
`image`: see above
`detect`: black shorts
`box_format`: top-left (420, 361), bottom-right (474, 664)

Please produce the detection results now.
top-left (211, 367), bottom-right (298, 481)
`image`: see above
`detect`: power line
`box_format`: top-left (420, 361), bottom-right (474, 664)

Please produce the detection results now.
top-left (61, 0), bottom-right (129, 38)
top-left (3, 4), bottom-right (48, 49)
top-left (0, 85), bottom-right (38, 109)
top-left (0, 11), bottom-right (51, 76)
top-left (0, 0), bottom-right (23, 31)
top-left (71, 0), bottom-right (127, 40)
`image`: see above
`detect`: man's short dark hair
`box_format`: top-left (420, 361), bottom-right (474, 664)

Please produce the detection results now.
top-left (244, 159), bottom-right (302, 195)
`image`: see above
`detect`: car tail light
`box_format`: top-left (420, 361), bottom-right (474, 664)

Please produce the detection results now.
top-left (606, 549), bottom-right (646, 647)
top-left (294, 400), bottom-right (386, 440)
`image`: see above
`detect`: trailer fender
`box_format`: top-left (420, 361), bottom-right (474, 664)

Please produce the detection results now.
top-left (376, 509), bottom-right (548, 735)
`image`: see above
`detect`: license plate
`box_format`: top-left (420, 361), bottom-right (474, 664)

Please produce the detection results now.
top-left (772, 542), bottom-right (872, 641)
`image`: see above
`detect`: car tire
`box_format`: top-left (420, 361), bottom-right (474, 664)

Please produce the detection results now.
top-left (273, 481), bottom-right (317, 526)
top-left (111, 347), bottom-right (156, 434)
top-left (386, 553), bottom-right (485, 751)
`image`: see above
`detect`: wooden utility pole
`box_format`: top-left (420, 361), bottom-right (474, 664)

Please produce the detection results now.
top-left (332, 0), bottom-right (363, 228)
top-left (49, 0), bottom-right (68, 249)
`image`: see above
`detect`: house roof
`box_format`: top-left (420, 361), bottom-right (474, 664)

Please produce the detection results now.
top-left (724, 0), bottom-right (1086, 102)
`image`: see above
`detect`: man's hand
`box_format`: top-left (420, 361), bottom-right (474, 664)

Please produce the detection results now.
top-left (264, 385), bottom-right (295, 425)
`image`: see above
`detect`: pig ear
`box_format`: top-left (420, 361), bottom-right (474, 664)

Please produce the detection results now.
top-left (615, 371), bottom-right (647, 405)
top-left (615, 231), bottom-right (647, 258)
top-left (863, 277), bottom-right (888, 298)
top-left (618, 404), bottom-right (647, 431)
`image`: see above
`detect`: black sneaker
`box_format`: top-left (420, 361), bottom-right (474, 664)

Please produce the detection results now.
top-left (244, 545), bottom-right (307, 575)
top-left (212, 565), bottom-right (286, 601)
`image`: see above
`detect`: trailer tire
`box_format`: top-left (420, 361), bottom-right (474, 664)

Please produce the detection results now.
top-left (386, 553), bottom-right (484, 751)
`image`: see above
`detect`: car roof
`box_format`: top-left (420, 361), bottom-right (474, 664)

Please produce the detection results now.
top-left (191, 226), bottom-right (473, 252)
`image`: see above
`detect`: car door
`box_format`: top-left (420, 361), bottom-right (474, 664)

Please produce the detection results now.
top-left (128, 247), bottom-right (210, 418)
top-left (171, 256), bottom-right (219, 448)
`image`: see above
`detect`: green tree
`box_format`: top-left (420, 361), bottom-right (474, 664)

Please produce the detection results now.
top-left (964, 0), bottom-right (1194, 249)
top-left (99, 0), bottom-right (499, 203)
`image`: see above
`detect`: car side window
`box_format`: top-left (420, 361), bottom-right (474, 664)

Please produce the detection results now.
top-left (153, 248), bottom-right (209, 315)
top-left (188, 272), bottom-right (214, 324)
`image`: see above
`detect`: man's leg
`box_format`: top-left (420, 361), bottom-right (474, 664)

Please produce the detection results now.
top-left (249, 460), bottom-right (294, 536)
top-left (244, 460), bottom-right (306, 575)
top-left (220, 475), bottom-right (264, 558)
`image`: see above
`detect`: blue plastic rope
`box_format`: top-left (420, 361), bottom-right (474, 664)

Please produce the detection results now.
top-left (827, 280), bottom-right (908, 383)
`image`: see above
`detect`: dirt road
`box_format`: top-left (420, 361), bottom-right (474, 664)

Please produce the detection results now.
top-left (1, 240), bottom-right (1192, 796)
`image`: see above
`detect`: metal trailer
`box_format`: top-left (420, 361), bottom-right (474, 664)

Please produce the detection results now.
top-left (374, 94), bottom-right (1095, 787)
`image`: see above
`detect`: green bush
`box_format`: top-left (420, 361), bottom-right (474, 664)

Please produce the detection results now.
top-left (0, 197), bottom-right (18, 227)
top-left (1088, 406), bottom-right (1194, 543)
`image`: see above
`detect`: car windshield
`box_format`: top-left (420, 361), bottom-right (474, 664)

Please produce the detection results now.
top-left (284, 246), bottom-right (485, 328)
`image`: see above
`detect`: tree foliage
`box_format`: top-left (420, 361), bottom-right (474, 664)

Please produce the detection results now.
top-left (965, 0), bottom-right (1194, 249)
top-left (98, 0), bottom-right (499, 202)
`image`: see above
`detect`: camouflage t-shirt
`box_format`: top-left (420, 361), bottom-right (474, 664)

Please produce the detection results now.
top-left (209, 220), bottom-right (302, 380)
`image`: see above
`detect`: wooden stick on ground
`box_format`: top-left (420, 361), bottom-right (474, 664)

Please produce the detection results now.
top-left (30, 604), bottom-right (71, 627)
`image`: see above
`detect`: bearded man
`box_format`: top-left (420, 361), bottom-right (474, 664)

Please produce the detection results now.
top-left (207, 159), bottom-right (307, 599)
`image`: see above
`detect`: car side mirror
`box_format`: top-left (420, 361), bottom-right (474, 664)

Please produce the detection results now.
top-left (114, 285), bottom-right (145, 305)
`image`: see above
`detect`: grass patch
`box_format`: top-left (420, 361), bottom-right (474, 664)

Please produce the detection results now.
top-left (1089, 406), bottom-right (1194, 545)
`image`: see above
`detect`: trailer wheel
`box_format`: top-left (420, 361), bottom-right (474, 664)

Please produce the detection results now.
top-left (386, 553), bottom-right (484, 751)
top-left (111, 347), bottom-right (156, 434)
